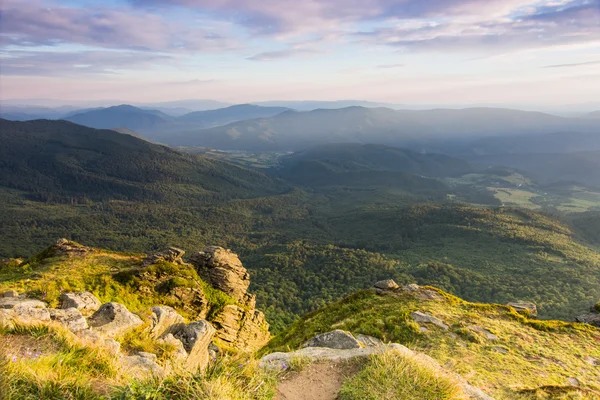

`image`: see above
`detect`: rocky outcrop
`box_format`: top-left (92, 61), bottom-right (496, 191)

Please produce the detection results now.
top-left (87, 302), bottom-right (143, 338)
top-left (61, 292), bottom-right (102, 316)
top-left (150, 306), bottom-right (185, 339)
top-left (190, 247), bottom-right (250, 304)
top-left (1, 290), bottom-right (19, 298)
top-left (143, 247), bottom-right (186, 267)
top-left (575, 312), bottom-right (600, 327)
top-left (507, 301), bottom-right (537, 317)
top-left (51, 239), bottom-right (91, 257)
top-left (302, 329), bottom-right (361, 349)
top-left (211, 305), bottom-right (270, 352)
top-left (48, 308), bottom-right (88, 331)
top-left (0, 297), bottom-right (50, 324)
top-left (172, 320), bottom-right (216, 371)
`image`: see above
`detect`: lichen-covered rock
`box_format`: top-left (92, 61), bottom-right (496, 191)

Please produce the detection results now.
top-left (190, 246), bottom-right (250, 303)
top-left (507, 301), bottom-right (537, 317)
top-left (88, 303), bottom-right (143, 338)
top-left (211, 305), bottom-right (270, 352)
top-left (374, 279), bottom-right (399, 290)
top-left (143, 247), bottom-right (186, 267)
top-left (48, 308), bottom-right (88, 331)
top-left (302, 330), bottom-right (362, 350)
top-left (173, 320), bottom-right (216, 371)
top-left (157, 333), bottom-right (188, 363)
top-left (75, 329), bottom-right (121, 355)
top-left (1, 290), bottom-right (19, 298)
top-left (150, 306), bottom-right (185, 339)
top-left (356, 334), bottom-right (383, 347)
top-left (0, 298), bottom-right (47, 310)
top-left (61, 292), bottom-right (102, 316)
top-left (13, 304), bottom-right (51, 323)
top-left (411, 311), bottom-right (449, 330)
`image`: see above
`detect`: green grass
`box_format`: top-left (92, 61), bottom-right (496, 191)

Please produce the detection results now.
top-left (339, 350), bottom-right (464, 400)
top-left (265, 288), bottom-right (600, 399)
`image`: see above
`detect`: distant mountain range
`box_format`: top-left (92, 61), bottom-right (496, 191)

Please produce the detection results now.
top-left (162, 106), bottom-right (600, 152)
top-left (60, 104), bottom-right (291, 136)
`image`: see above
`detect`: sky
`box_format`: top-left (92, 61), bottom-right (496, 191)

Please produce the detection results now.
top-left (1, 0), bottom-right (599, 106)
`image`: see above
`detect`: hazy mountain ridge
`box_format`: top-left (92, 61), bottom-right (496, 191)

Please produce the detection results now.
top-left (164, 106), bottom-right (600, 152)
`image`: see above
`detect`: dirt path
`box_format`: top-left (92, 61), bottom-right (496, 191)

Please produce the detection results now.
top-left (275, 361), bottom-right (359, 400)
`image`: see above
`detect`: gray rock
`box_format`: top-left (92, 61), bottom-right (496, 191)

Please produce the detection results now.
top-left (48, 308), bottom-right (88, 331)
top-left (88, 303), bottom-right (143, 338)
top-left (584, 356), bottom-right (599, 366)
top-left (575, 313), bottom-right (600, 327)
top-left (404, 283), bottom-right (420, 292)
top-left (468, 326), bottom-right (498, 341)
top-left (567, 377), bottom-right (580, 387)
top-left (157, 333), bottom-right (188, 363)
top-left (302, 330), bottom-right (362, 350)
top-left (173, 320), bottom-right (216, 371)
top-left (355, 334), bottom-right (383, 347)
top-left (190, 247), bottom-right (250, 302)
top-left (374, 279), bottom-right (399, 290)
top-left (208, 342), bottom-right (221, 360)
top-left (76, 329), bottom-right (122, 355)
top-left (492, 347), bottom-right (509, 354)
top-left (0, 298), bottom-right (47, 310)
top-left (410, 311), bottom-right (449, 330)
top-left (150, 306), bottom-right (185, 339)
top-left (13, 303), bottom-right (50, 323)
top-left (120, 354), bottom-right (164, 378)
top-left (60, 292), bottom-right (102, 316)
top-left (1, 290), bottom-right (19, 298)
top-left (143, 247), bottom-right (186, 267)
top-left (137, 352), bottom-right (158, 362)
top-left (507, 301), bottom-right (537, 317)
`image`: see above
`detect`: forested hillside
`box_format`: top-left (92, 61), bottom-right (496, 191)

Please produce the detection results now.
top-left (1, 120), bottom-right (599, 334)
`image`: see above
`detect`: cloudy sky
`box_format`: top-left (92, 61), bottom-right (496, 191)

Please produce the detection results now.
top-left (1, 0), bottom-right (599, 105)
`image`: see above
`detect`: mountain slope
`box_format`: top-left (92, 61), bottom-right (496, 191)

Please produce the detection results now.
top-left (162, 107), bottom-right (600, 151)
top-left (265, 285), bottom-right (600, 399)
top-left (64, 105), bottom-right (171, 132)
top-left (0, 119), bottom-right (285, 202)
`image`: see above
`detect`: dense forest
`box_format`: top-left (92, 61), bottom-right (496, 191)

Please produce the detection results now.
top-left (1, 119), bottom-right (600, 333)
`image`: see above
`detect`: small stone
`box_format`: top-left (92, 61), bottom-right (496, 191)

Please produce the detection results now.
top-left (374, 280), bottom-right (399, 290)
top-left (410, 311), bottom-right (449, 330)
top-left (302, 330), bottom-right (361, 350)
top-left (1, 290), bottom-right (19, 298)
top-left (468, 326), bottom-right (498, 341)
top-left (567, 377), bottom-right (580, 387)
top-left (492, 347), bottom-right (509, 354)
top-left (61, 292), bottom-right (102, 316)
top-left (584, 356), bottom-right (599, 366)
top-left (355, 334), bottom-right (383, 347)
top-left (420, 326), bottom-right (428, 333)
top-left (48, 308), bottom-right (88, 331)
top-left (88, 303), bottom-right (143, 338)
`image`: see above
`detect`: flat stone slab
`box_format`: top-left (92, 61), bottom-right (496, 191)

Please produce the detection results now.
top-left (302, 330), bottom-right (361, 350)
top-left (410, 311), bottom-right (449, 330)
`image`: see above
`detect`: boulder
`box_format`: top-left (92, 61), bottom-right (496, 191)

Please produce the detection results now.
top-left (0, 298), bottom-right (46, 310)
top-left (173, 320), bottom-right (216, 371)
top-left (404, 283), bottom-right (420, 292)
top-left (143, 247), bottom-right (186, 267)
top-left (507, 301), bottom-right (537, 317)
top-left (120, 353), bottom-right (164, 378)
top-left (302, 330), bottom-right (362, 350)
top-left (410, 311), bottom-right (449, 330)
top-left (87, 303), bottom-right (143, 338)
top-left (211, 305), bottom-right (270, 352)
top-left (13, 304), bottom-right (50, 323)
top-left (150, 306), bottom-right (185, 339)
top-left (1, 290), bottom-right (19, 298)
top-left (48, 308), bottom-right (88, 331)
top-left (190, 247), bottom-right (250, 302)
top-left (356, 334), bottom-right (383, 347)
top-left (61, 292), bottom-right (102, 315)
top-left (75, 329), bottom-right (121, 355)
top-left (575, 313), bottom-right (600, 327)
top-left (157, 333), bottom-right (188, 363)
top-left (374, 279), bottom-right (399, 290)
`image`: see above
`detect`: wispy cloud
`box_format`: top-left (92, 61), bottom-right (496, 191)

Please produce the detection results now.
top-left (544, 60), bottom-right (600, 68)
top-left (377, 63), bottom-right (405, 69)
